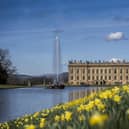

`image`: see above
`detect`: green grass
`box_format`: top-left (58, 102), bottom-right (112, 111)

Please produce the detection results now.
top-left (0, 84), bottom-right (27, 89)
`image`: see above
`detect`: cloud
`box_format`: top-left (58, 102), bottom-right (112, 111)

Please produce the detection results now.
top-left (109, 58), bottom-right (122, 63)
top-left (106, 32), bottom-right (126, 41)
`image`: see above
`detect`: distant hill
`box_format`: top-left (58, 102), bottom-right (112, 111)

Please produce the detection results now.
top-left (7, 72), bottom-right (68, 85)
top-left (13, 74), bottom-right (32, 79)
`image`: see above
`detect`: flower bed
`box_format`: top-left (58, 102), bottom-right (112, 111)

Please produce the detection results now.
top-left (1, 85), bottom-right (129, 129)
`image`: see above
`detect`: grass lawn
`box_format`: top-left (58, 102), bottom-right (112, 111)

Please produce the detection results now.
top-left (0, 84), bottom-right (27, 89)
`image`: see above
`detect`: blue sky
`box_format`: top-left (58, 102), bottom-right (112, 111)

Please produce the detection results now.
top-left (0, 0), bottom-right (129, 75)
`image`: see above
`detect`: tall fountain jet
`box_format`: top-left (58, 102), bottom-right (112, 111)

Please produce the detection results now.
top-left (53, 30), bottom-right (62, 83)
top-left (47, 30), bottom-right (65, 89)
top-left (54, 36), bottom-right (61, 82)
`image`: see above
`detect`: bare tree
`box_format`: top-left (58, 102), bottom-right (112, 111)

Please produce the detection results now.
top-left (0, 48), bottom-right (16, 84)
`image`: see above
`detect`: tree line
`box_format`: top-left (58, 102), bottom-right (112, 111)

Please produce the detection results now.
top-left (0, 48), bottom-right (15, 84)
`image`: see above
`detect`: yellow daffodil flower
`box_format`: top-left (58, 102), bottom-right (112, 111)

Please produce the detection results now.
top-left (113, 95), bottom-right (121, 103)
top-left (55, 115), bottom-right (60, 122)
top-left (64, 111), bottom-right (72, 121)
top-left (89, 113), bottom-right (108, 126)
top-left (24, 124), bottom-right (36, 129)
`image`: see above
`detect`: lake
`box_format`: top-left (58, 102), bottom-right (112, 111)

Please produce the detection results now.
top-left (0, 86), bottom-right (103, 123)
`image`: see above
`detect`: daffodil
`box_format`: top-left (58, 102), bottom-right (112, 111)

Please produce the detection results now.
top-left (33, 112), bottom-right (39, 118)
top-left (77, 104), bottom-right (85, 112)
top-left (24, 124), bottom-right (36, 129)
top-left (99, 90), bottom-right (113, 99)
top-left (89, 113), bottom-right (108, 126)
top-left (85, 101), bottom-right (94, 111)
top-left (79, 114), bottom-right (85, 121)
top-left (112, 87), bottom-right (120, 94)
top-left (94, 98), bottom-right (101, 105)
top-left (39, 118), bottom-right (46, 128)
top-left (24, 118), bottom-right (29, 122)
top-left (61, 114), bottom-right (65, 121)
top-left (40, 118), bottom-right (45, 123)
top-left (55, 115), bottom-right (60, 122)
top-left (64, 111), bottom-right (72, 121)
top-left (40, 122), bottom-right (45, 128)
top-left (97, 103), bottom-right (105, 111)
top-left (123, 85), bottom-right (129, 92)
top-left (41, 113), bottom-right (48, 117)
top-left (113, 95), bottom-right (121, 103)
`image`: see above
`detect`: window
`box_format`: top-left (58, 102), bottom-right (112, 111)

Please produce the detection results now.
top-left (92, 76), bottom-right (94, 80)
top-left (120, 76), bottom-right (122, 80)
top-left (96, 69), bottom-right (99, 74)
top-left (105, 76), bottom-right (107, 80)
top-left (76, 69), bottom-right (79, 74)
top-left (105, 69), bottom-right (107, 74)
top-left (88, 69), bottom-right (90, 74)
top-left (96, 76), bottom-right (99, 80)
top-left (101, 76), bottom-right (103, 80)
top-left (109, 76), bottom-right (111, 80)
top-left (83, 69), bottom-right (85, 74)
top-left (120, 69), bottom-right (122, 74)
top-left (70, 69), bottom-right (73, 73)
top-left (71, 76), bottom-right (73, 80)
top-left (92, 69), bottom-right (94, 74)
top-left (109, 69), bottom-right (111, 74)
top-left (114, 69), bottom-right (117, 74)
top-left (83, 76), bottom-right (85, 80)
top-left (126, 69), bottom-right (128, 74)
top-left (114, 76), bottom-right (117, 80)
top-left (126, 76), bottom-right (128, 80)
top-left (77, 76), bottom-right (79, 80)
top-left (101, 69), bottom-right (103, 74)
top-left (88, 76), bottom-right (90, 80)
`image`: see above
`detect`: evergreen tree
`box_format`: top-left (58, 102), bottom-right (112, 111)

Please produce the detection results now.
top-left (0, 49), bottom-right (15, 84)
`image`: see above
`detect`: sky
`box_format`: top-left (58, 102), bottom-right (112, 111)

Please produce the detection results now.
top-left (0, 0), bottom-right (129, 75)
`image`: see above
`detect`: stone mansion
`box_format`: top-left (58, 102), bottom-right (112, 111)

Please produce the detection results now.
top-left (68, 60), bottom-right (129, 85)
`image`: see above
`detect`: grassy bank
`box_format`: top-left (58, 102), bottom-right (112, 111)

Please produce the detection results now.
top-left (1, 85), bottom-right (129, 129)
top-left (0, 85), bottom-right (27, 89)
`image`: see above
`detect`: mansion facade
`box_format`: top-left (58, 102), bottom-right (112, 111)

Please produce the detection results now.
top-left (68, 60), bottom-right (129, 85)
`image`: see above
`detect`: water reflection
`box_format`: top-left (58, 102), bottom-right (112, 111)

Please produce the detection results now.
top-left (0, 87), bottom-right (105, 122)
top-left (68, 87), bottom-right (104, 101)
top-left (0, 90), bottom-right (10, 122)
